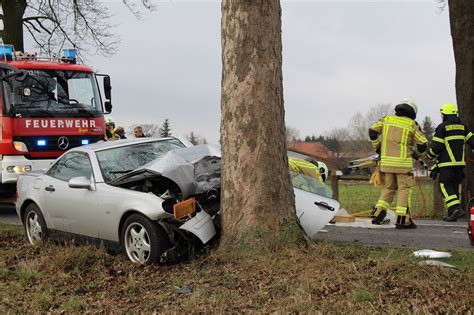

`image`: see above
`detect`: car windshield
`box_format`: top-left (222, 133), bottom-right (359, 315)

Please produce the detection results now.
top-left (96, 139), bottom-right (186, 183)
top-left (290, 171), bottom-right (333, 199)
top-left (2, 69), bottom-right (101, 117)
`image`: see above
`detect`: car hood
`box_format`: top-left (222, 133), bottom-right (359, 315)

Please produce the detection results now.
top-left (110, 144), bottom-right (221, 198)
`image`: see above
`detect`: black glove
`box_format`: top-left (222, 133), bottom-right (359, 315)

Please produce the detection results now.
top-left (429, 165), bottom-right (439, 180)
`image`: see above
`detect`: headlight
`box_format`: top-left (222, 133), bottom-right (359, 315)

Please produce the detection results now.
top-left (7, 165), bottom-right (32, 173)
top-left (13, 141), bottom-right (28, 152)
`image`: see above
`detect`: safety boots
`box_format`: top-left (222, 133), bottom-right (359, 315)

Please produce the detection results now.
top-left (371, 210), bottom-right (387, 225)
top-left (445, 207), bottom-right (466, 222)
top-left (395, 215), bottom-right (417, 229)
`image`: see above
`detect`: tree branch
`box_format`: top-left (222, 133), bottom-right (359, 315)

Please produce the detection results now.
top-left (24, 19), bottom-right (42, 34)
top-left (24, 23), bottom-right (47, 50)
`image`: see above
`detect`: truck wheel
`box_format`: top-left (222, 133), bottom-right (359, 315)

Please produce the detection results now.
top-left (121, 214), bottom-right (171, 264)
top-left (24, 203), bottom-right (48, 245)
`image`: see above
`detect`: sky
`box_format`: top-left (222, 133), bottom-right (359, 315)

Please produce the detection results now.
top-left (37, 0), bottom-right (457, 143)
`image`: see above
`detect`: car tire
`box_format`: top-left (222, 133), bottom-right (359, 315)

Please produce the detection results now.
top-left (121, 214), bottom-right (171, 264)
top-left (24, 203), bottom-right (48, 245)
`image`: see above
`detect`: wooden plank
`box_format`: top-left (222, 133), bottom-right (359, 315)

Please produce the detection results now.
top-left (332, 215), bottom-right (356, 223)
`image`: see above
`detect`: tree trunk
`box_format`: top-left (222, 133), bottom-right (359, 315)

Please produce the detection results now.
top-left (448, 0), bottom-right (474, 204)
top-left (1, 0), bottom-right (27, 51)
top-left (220, 0), bottom-right (294, 239)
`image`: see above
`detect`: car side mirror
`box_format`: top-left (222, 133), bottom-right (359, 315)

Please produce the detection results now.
top-left (68, 176), bottom-right (92, 189)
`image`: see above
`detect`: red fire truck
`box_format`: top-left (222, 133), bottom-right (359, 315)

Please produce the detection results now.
top-left (0, 44), bottom-right (112, 198)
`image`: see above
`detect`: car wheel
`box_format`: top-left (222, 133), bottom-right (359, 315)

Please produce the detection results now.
top-left (121, 214), bottom-right (171, 264)
top-left (24, 203), bottom-right (48, 245)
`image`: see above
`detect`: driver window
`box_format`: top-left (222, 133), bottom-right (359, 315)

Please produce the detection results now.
top-left (47, 152), bottom-right (93, 182)
top-left (68, 77), bottom-right (94, 107)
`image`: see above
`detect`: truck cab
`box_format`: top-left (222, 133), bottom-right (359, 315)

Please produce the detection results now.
top-left (0, 44), bottom-right (112, 197)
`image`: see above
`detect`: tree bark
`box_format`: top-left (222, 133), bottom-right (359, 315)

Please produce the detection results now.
top-left (0, 0), bottom-right (27, 51)
top-left (220, 0), bottom-right (294, 239)
top-left (448, 0), bottom-right (474, 204)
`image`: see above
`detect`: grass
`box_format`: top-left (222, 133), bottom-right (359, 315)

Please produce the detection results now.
top-left (339, 180), bottom-right (434, 217)
top-left (1, 223), bottom-right (473, 313)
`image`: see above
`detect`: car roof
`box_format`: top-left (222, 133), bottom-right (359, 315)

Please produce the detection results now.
top-left (69, 137), bottom-right (179, 154)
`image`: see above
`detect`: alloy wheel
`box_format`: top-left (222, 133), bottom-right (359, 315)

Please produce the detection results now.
top-left (124, 222), bottom-right (152, 263)
top-left (26, 211), bottom-right (43, 245)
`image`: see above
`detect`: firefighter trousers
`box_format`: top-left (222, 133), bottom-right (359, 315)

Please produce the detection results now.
top-left (439, 167), bottom-right (464, 214)
top-left (375, 172), bottom-right (414, 218)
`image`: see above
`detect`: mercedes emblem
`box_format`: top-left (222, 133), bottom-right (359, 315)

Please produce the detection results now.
top-left (57, 136), bottom-right (69, 150)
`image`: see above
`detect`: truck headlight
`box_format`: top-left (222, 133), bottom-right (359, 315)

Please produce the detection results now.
top-left (13, 141), bottom-right (28, 152)
top-left (7, 165), bottom-right (32, 173)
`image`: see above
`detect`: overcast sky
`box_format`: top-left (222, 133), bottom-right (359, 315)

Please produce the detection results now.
top-left (84, 0), bottom-right (454, 143)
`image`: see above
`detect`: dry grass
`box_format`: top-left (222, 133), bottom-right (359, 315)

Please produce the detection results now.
top-left (1, 223), bottom-right (473, 313)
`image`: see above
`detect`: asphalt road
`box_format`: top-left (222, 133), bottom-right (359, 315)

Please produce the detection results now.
top-left (1, 206), bottom-right (472, 250)
top-left (0, 206), bottom-right (21, 225)
top-left (316, 219), bottom-right (473, 251)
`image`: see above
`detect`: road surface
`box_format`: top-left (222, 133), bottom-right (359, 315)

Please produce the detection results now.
top-left (1, 206), bottom-right (472, 250)
top-left (316, 218), bottom-right (472, 251)
top-left (0, 206), bottom-right (21, 225)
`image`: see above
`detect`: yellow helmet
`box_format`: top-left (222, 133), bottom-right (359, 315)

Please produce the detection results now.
top-left (440, 102), bottom-right (458, 115)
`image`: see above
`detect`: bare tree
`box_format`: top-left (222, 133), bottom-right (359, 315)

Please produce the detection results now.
top-left (221, 0), bottom-right (294, 240)
top-left (349, 104), bottom-right (392, 139)
top-left (128, 123), bottom-right (161, 137)
top-left (366, 103), bottom-right (393, 126)
top-left (285, 125), bottom-right (300, 143)
top-left (448, 0), bottom-right (474, 203)
top-left (0, 0), bottom-right (153, 56)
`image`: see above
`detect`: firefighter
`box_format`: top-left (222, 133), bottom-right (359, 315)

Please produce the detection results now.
top-left (105, 116), bottom-right (120, 141)
top-left (369, 99), bottom-right (428, 228)
top-left (427, 103), bottom-right (474, 221)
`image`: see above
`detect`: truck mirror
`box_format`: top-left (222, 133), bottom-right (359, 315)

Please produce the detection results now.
top-left (96, 73), bottom-right (112, 113)
top-left (104, 75), bottom-right (111, 101)
top-left (104, 100), bottom-right (112, 113)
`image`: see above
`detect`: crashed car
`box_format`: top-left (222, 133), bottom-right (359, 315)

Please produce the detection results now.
top-left (16, 138), bottom-right (339, 264)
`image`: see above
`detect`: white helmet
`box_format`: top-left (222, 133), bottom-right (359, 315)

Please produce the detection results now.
top-left (400, 98), bottom-right (418, 114)
top-left (318, 161), bottom-right (329, 182)
top-left (105, 116), bottom-right (115, 125)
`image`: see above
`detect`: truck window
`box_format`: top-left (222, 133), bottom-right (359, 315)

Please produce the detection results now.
top-left (2, 70), bottom-right (101, 117)
top-left (68, 77), bottom-right (96, 108)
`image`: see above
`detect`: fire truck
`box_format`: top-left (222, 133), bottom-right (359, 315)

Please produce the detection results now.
top-left (0, 44), bottom-right (112, 199)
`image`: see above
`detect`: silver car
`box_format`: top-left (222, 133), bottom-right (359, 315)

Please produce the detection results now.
top-left (16, 138), bottom-right (340, 264)
top-left (16, 138), bottom-right (221, 264)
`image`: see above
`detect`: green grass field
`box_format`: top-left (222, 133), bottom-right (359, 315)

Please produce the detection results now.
top-left (339, 180), bottom-right (435, 217)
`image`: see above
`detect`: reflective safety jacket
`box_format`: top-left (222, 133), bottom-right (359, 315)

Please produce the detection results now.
top-left (369, 115), bottom-right (427, 174)
top-left (288, 157), bottom-right (323, 182)
top-left (427, 116), bottom-right (474, 168)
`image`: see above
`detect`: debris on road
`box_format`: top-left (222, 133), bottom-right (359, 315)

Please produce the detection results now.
top-left (418, 260), bottom-right (457, 269)
top-left (412, 249), bottom-right (452, 259)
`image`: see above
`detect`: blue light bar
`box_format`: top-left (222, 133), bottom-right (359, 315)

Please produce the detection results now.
top-left (63, 49), bottom-right (77, 60)
top-left (0, 44), bottom-right (14, 61)
top-left (37, 139), bottom-right (47, 146)
top-left (81, 139), bottom-right (89, 145)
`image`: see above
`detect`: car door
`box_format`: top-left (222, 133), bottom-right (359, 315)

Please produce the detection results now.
top-left (43, 151), bottom-right (99, 238)
top-left (291, 171), bottom-right (339, 240)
